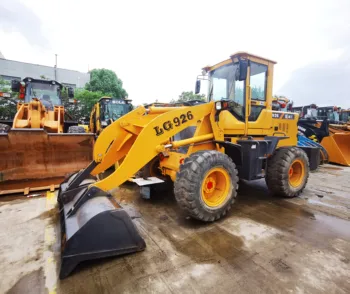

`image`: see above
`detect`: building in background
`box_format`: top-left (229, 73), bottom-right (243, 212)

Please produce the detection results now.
top-left (0, 52), bottom-right (90, 88)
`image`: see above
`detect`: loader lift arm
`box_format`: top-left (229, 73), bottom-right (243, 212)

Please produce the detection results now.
top-left (62, 102), bottom-right (216, 199)
top-left (58, 102), bottom-right (217, 279)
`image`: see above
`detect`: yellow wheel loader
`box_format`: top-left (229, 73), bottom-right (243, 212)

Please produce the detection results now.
top-left (0, 78), bottom-right (94, 194)
top-left (58, 52), bottom-right (319, 278)
top-left (296, 105), bottom-right (350, 166)
top-left (89, 97), bottom-right (133, 135)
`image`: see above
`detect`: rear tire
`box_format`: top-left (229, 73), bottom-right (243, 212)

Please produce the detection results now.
top-left (68, 126), bottom-right (86, 133)
top-left (266, 147), bottom-right (309, 198)
top-left (174, 150), bottom-right (238, 222)
top-left (0, 123), bottom-right (10, 133)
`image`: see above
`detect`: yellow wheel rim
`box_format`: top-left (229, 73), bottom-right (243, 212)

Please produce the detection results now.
top-left (288, 159), bottom-right (305, 188)
top-left (201, 167), bottom-right (231, 208)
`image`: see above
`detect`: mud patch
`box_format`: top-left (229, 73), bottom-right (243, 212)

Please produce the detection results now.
top-left (340, 258), bottom-right (349, 264)
top-left (36, 207), bottom-right (58, 225)
top-left (24, 248), bottom-right (42, 264)
top-left (269, 258), bottom-right (292, 272)
top-left (7, 268), bottom-right (45, 294)
top-left (197, 226), bottom-right (245, 258)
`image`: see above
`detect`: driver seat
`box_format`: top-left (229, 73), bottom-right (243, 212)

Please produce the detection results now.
top-left (41, 94), bottom-right (53, 110)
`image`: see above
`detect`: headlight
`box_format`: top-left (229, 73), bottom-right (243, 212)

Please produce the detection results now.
top-left (101, 121), bottom-right (107, 126)
top-left (215, 101), bottom-right (222, 110)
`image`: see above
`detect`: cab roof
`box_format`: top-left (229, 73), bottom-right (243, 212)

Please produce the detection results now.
top-left (98, 97), bottom-right (131, 103)
top-left (23, 77), bottom-right (63, 88)
top-left (203, 51), bottom-right (277, 72)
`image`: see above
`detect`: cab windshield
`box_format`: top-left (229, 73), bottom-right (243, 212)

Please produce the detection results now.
top-left (28, 82), bottom-right (62, 107)
top-left (208, 62), bottom-right (245, 117)
top-left (101, 101), bottom-right (129, 121)
top-left (340, 111), bottom-right (349, 122)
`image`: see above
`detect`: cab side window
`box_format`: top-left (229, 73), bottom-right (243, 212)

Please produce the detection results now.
top-left (250, 62), bottom-right (267, 101)
top-left (249, 62), bottom-right (268, 121)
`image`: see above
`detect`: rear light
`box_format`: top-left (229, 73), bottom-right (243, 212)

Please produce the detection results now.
top-left (215, 101), bottom-right (229, 111)
top-left (159, 153), bottom-right (165, 161)
top-left (215, 101), bottom-right (222, 110)
top-left (19, 84), bottom-right (25, 99)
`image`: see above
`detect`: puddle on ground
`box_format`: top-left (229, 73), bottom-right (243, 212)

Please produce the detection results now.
top-left (197, 226), bottom-right (245, 258)
top-left (314, 213), bottom-right (350, 240)
top-left (159, 225), bottom-right (212, 261)
top-left (307, 198), bottom-right (344, 210)
top-left (320, 166), bottom-right (344, 171)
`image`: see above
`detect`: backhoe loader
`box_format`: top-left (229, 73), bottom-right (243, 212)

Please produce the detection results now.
top-left (89, 97), bottom-right (133, 135)
top-left (58, 52), bottom-right (319, 278)
top-left (0, 78), bottom-right (94, 194)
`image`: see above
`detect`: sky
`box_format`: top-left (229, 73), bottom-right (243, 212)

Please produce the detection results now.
top-left (0, 0), bottom-right (349, 107)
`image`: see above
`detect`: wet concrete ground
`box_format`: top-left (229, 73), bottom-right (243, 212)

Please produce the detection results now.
top-left (1, 164), bottom-right (350, 293)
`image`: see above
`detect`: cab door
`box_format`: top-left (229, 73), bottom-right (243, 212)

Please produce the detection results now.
top-left (248, 61), bottom-right (268, 122)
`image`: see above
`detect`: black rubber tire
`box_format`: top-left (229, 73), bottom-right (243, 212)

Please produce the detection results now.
top-left (266, 147), bottom-right (309, 198)
top-left (0, 123), bottom-right (10, 133)
top-left (67, 126), bottom-right (86, 133)
top-left (174, 150), bottom-right (239, 222)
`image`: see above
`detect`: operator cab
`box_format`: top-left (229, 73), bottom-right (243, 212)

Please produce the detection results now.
top-left (23, 78), bottom-right (63, 110)
top-left (11, 77), bottom-right (74, 111)
top-left (195, 52), bottom-right (276, 123)
top-left (99, 97), bottom-right (132, 126)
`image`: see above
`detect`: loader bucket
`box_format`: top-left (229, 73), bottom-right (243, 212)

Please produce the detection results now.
top-left (0, 129), bottom-right (94, 191)
top-left (321, 133), bottom-right (350, 166)
top-left (58, 169), bottom-right (146, 279)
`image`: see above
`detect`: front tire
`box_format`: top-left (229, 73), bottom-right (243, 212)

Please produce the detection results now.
top-left (174, 150), bottom-right (239, 222)
top-left (266, 147), bottom-right (309, 198)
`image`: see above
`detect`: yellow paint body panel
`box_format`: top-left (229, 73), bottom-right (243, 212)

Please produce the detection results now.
top-left (313, 121), bottom-right (350, 166)
top-left (13, 100), bottom-right (64, 133)
top-left (89, 101), bottom-right (102, 134)
top-left (321, 134), bottom-right (350, 166)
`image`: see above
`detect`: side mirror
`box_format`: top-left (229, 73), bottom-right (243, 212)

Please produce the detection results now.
top-left (195, 80), bottom-right (201, 94)
top-left (236, 60), bottom-right (248, 81)
top-left (68, 87), bottom-right (74, 98)
top-left (11, 80), bottom-right (20, 92)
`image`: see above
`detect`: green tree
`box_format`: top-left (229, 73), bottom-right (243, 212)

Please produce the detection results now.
top-left (171, 91), bottom-right (206, 103)
top-left (85, 69), bottom-right (128, 98)
top-left (62, 88), bottom-right (106, 123)
top-left (0, 78), bottom-right (17, 120)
